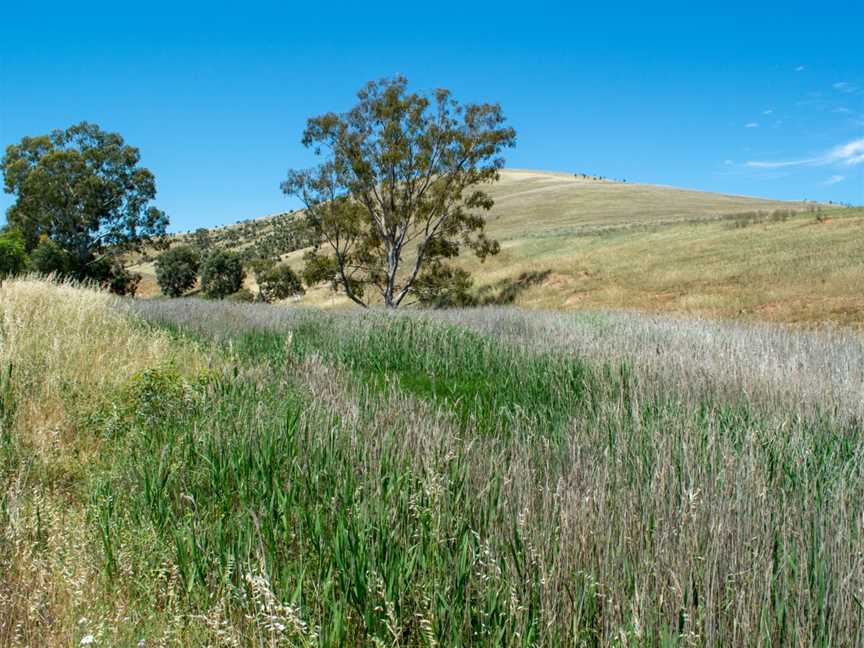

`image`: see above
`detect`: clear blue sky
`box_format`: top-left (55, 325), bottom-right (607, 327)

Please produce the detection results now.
top-left (2, 1), bottom-right (862, 232)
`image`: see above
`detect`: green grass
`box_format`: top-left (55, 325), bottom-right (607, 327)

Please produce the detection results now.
top-left (287, 315), bottom-right (607, 436)
top-left (86, 329), bottom-right (558, 645)
top-left (84, 311), bottom-right (862, 645)
top-left (4, 281), bottom-right (864, 646)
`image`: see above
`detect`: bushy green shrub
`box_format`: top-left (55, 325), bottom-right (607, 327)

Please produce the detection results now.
top-left (0, 228), bottom-right (28, 279)
top-left (412, 263), bottom-right (477, 308)
top-left (27, 239), bottom-right (140, 294)
top-left (99, 263), bottom-right (142, 296)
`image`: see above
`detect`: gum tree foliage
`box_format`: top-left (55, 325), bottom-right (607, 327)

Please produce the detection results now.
top-left (257, 263), bottom-right (305, 303)
top-left (200, 249), bottom-right (245, 299)
top-left (154, 245), bottom-right (200, 298)
top-left (1, 122), bottom-right (168, 292)
top-left (282, 76), bottom-right (516, 308)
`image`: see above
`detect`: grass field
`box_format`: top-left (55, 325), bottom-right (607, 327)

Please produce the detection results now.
top-left (3, 278), bottom-right (863, 646)
top-left (132, 169), bottom-right (864, 325)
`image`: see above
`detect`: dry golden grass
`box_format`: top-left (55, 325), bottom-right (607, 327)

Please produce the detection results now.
top-left (463, 204), bottom-right (864, 325)
top-left (0, 277), bottom-right (213, 646)
top-left (0, 277), bottom-right (207, 456)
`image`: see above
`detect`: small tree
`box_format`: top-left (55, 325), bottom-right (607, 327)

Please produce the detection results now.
top-left (282, 76), bottom-right (516, 308)
top-left (200, 249), bottom-right (245, 299)
top-left (1, 122), bottom-right (168, 287)
top-left (0, 228), bottom-right (28, 279)
top-left (258, 263), bottom-right (305, 303)
top-left (155, 246), bottom-right (200, 297)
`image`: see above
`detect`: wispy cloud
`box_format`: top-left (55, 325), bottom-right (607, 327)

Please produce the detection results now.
top-left (823, 175), bottom-right (845, 186)
top-left (745, 122), bottom-right (759, 128)
top-left (833, 139), bottom-right (864, 165)
top-left (746, 137), bottom-right (864, 169)
top-left (762, 109), bottom-right (773, 115)
top-left (746, 158), bottom-right (818, 169)
top-left (833, 81), bottom-right (862, 95)
top-left (795, 65), bottom-right (806, 72)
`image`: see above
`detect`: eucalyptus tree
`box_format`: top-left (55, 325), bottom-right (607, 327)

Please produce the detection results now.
top-left (283, 76), bottom-right (515, 308)
top-left (2, 122), bottom-right (168, 292)
top-left (155, 245), bottom-right (200, 297)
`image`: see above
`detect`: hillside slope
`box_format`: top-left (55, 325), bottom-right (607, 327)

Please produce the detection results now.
top-left (135, 170), bottom-right (862, 324)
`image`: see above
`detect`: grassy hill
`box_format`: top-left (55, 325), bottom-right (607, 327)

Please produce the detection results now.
top-left (133, 169), bottom-right (862, 324)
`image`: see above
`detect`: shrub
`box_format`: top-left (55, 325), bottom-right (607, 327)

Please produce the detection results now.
top-left (200, 249), bottom-right (245, 299)
top-left (257, 264), bottom-right (305, 303)
top-left (226, 288), bottom-right (256, 302)
top-left (155, 246), bottom-right (200, 297)
top-left (30, 239), bottom-right (76, 275)
top-left (0, 228), bottom-right (28, 279)
top-left (100, 264), bottom-right (142, 296)
top-left (412, 264), bottom-right (477, 308)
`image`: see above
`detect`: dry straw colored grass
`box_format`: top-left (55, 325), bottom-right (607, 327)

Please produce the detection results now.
top-left (308, 177), bottom-right (859, 325)
top-left (0, 277), bottom-right (210, 646)
top-left (0, 277), bottom-right (206, 456)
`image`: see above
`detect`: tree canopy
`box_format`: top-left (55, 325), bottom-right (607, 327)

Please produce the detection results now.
top-left (282, 76), bottom-right (516, 308)
top-left (257, 263), bottom-right (305, 303)
top-left (155, 245), bottom-right (200, 297)
top-left (200, 249), bottom-right (245, 299)
top-left (1, 122), bottom-right (168, 291)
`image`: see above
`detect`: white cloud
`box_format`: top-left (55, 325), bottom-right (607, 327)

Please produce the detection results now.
top-left (745, 122), bottom-right (759, 128)
top-left (831, 138), bottom-right (864, 165)
top-left (823, 175), bottom-right (845, 185)
top-left (833, 81), bottom-right (860, 94)
top-left (795, 65), bottom-right (806, 72)
top-left (745, 137), bottom-right (864, 169)
top-left (723, 159), bottom-right (734, 166)
top-left (762, 109), bottom-right (773, 115)
top-left (746, 158), bottom-right (818, 169)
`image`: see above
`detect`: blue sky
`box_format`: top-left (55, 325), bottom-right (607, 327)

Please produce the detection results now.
top-left (1, 1), bottom-right (862, 232)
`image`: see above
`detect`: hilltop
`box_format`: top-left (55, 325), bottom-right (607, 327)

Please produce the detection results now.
top-left (132, 170), bottom-right (862, 324)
